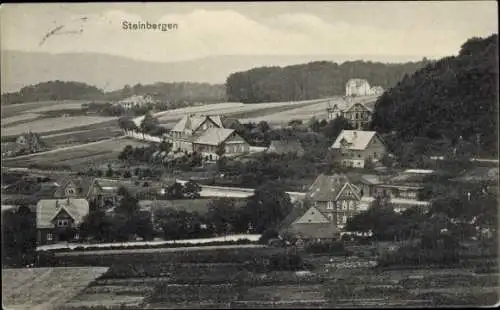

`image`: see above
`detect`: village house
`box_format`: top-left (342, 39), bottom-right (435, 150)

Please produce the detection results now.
top-left (167, 114), bottom-right (249, 160)
top-left (349, 170), bottom-right (431, 213)
top-left (114, 94), bottom-right (156, 110)
top-left (281, 173), bottom-right (370, 244)
top-left (266, 140), bottom-right (305, 157)
top-left (345, 78), bottom-right (372, 97)
top-left (36, 198), bottom-right (89, 245)
top-left (330, 130), bottom-right (388, 168)
top-left (327, 98), bottom-right (375, 129)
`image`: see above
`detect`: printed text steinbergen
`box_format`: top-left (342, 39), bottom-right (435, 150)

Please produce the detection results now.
top-left (122, 21), bottom-right (178, 32)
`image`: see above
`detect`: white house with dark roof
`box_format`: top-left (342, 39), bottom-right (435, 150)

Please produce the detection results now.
top-left (346, 79), bottom-right (371, 97)
top-left (167, 114), bottom-right (249, 159)
top-left (330, 130), bottom-right (388, 168)
top-left (114, 94), bottom-right (156, 110)
top-left (36, 198), bottom-right (89, 245)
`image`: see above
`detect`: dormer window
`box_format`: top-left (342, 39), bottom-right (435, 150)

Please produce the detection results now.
top-left (57, 219), bottom-right (69, 227)
top-left (66, 187), bottom-right (75, 195)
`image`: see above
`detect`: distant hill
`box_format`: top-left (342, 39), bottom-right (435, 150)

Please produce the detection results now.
top-left (1, 81), bottom-right (104, 104)
top-left (371, 34), bottom-right (498, 156)
top-left (225, 60), bottom-right (430, 103)
top-left (1, 50), bottom-right (430, 94)
top-left (1, 81), bottom-right (227, 105)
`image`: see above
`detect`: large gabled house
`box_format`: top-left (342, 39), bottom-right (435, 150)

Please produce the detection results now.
top-left (281, 173), bottom-right (366, 243)
top-left (36, 198), bottom-right (90, 245)
top-left (167, 114), bottom-right (249, 159)
top-left (346, 79), bottom-right (371, 97)
top-left (330, 130), bottom-right (388, 168)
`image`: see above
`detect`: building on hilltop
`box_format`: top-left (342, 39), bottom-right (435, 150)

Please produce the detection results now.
top-left (345, 79), bottom-right (371, 97)
top-left (114, 94), bottom-right (156, 110)
top-left (369, 86), bottom-right (384, 95)
top-left (330, 130), bottom-right (388, 168)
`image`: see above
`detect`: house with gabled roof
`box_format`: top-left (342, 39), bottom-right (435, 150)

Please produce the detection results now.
top-left (327, 98), bottom-right (375, 130)
top-left (330, 130), bottom-right (388, 168)
top-left (167, 114), bottom-right (249, 159)
top-left (53, 176), bottom-right (96, 200)
top-left (36, 198), bottom-right (90, 245)
top-left (266, 140), bottom-right (305, 157)
top-left (281, 173), bottom-right (366, 243)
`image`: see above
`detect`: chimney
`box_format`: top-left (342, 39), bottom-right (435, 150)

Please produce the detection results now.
top-left (56, 200), bottom-right (60, 209)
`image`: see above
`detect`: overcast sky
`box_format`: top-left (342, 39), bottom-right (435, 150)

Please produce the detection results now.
top-left (1, 2), bottom-right (497, 63)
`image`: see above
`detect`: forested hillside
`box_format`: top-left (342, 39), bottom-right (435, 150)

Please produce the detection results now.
top-left (103, 82), bottom-right (226, 103)
top-left (1, 81), bottom-right (226, 105)
top-left (225, 60), bottom-right (430, 103)
top-left (1, 81), bottom-right (104, 104)
top-left (371, 34), bottom-right (498, 156)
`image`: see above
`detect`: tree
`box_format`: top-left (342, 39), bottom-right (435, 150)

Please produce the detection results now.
top-left (308, 117), bottom-right (321, 133)
top-left (206, 198), bottom-right (239, 235)
top-left (140, 112), bottom-right (160, 134)
top-left (321, 117), bottom-right (353, 143)
top-left (183, 180), bottom-right (201, 199)
top-left (242, 182), bottom-right (294, 233)
top-left (2, 205), bottom-right (37, 267)
top-left (166, 182), bottom-right (185, 200)
top-left (257, 120), bottom-right (270, 133)
top-left (79, 209), bottom-right (114, 242)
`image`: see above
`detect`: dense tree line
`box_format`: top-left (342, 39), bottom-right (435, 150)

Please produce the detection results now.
top-left (3, 81), bottom-right (226, 105)
top-left (1, 81), bottom-right (104, 104)
top-left (225, 60), bottom-right (429, 103)
top-left (103, 82), bottom-right (226, 103)
top-left (371, 34), bottom-right (498, 157)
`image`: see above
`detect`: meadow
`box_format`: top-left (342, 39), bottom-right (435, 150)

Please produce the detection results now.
top-left (1, 138), bottom-right (149, 169)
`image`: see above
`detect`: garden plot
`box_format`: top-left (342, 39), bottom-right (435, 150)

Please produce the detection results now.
top-left (2, 138), bottom-right (148, 169)
top-left (2, 267), bottom-right (109, 309)
top-left (1, 115), bottom-right (118, 136)
top-left (1, 113), bottom-right (41, 126)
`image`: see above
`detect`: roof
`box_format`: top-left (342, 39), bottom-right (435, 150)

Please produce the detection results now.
top-left (194, 128), bottom-right (235, 146)
top-left (36, 198), bottom-right (89, 228)
top-left (347, 173), bottom-right (382, 185)
top-left (384, 172), bottom-right (431, 187)
top-left (267, 140), bottom-right (304, 155)
top-left (278, 202), bottom-right (311, 231)
top-left (308, 173), bottom-right (359, 202)
top-left (53, 176), bottom-right (94, 198)
top-left (330, 130), bottom-right (378, 150)
top-left (286, 222), bottom-right (338, 239)
top-left (171, 114), bottom-right (224, 133)
top-left (118, 95), bottom-right (155, 105)
top-left (346, 78), bottom-right (370, 88)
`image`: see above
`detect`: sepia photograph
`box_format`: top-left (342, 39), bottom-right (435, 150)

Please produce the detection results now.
top-left (1, 1), bottom-right (498, 309)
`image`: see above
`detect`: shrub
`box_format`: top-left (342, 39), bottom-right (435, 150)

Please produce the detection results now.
top-left (267, 252), bottom-right (304, 271)
top-left (304, 241), bottom-right (347, 255)
top-left (258, 228), bottom-right (279, 244)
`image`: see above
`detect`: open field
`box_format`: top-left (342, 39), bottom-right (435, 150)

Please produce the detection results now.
top-left (156, 98), bottom-right (332, 125)
top-left (1, 112), bottom-right (42, 126)
top-left (42, 127), bottom-right (123, 148)
top-left (2, 138), bottom-right (149, 169)
top-left (2, 267), bottom-right (109, 309)
top-left (25, 102), bottom-right (85, 113)
top-left (1, 100), bottom-right (90, 118)
top-left (167, 198), bottom-right (246, 214)
top-left (1, 115), bottom-right (118, 136)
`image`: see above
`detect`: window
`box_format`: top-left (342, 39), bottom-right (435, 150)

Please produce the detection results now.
top-left (327, 201), bottom-right (334, 210)
top-left (57, 219), bottom-right (69, 227)
top-left (47, 233), bottom-right (53, 241)
top-left (66, 187), bottom-right (75, 195)
top-left (75, 233), bottom-right (79, 240)
top-left (342, 216), bottom-right (348, 224)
